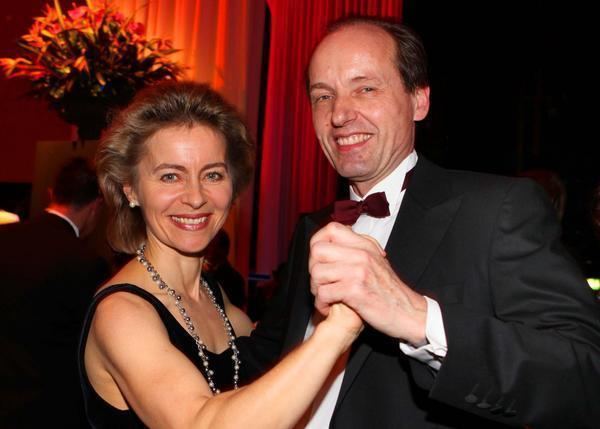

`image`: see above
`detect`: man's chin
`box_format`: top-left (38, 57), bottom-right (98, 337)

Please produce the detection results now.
top-left (337, 166), bottom-right (372, 182)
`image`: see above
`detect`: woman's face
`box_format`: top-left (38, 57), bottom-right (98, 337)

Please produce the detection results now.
top-left (124, 124), bottom-right (233, 255)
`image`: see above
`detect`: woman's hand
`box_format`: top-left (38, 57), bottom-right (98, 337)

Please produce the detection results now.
top-left (321, 302), bottom-right (363, 351)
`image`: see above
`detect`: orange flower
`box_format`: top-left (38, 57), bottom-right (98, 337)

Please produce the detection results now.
top-left (0, 0), bottom-right (182, 113)
top-left (67, 6), bottom-right (88, 21)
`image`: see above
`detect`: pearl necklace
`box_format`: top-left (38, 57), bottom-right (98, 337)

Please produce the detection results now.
top-left (136, 244), bottom-right (240, 394)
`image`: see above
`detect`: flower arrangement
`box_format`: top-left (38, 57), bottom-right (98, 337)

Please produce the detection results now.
top-left (0, 0), bottom-right (182, 138)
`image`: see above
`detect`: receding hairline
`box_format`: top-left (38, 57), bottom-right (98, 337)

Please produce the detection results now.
top-left (307, 22), bottom-right (400, 87)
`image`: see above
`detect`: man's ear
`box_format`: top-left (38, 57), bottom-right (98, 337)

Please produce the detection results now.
top-left (412, 86), bottom-right (430, 122)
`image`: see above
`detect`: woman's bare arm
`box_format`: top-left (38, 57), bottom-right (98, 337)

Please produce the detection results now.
top-left (86, 292), bottom-right (360, 429)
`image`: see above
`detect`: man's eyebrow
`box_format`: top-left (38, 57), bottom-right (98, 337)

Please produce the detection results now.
top-left (350, 75), bottom-right (381, 84)
top-left (309, 76), bottom-right (381, 92)
top-left (309, 82), bottom-right (333, 93)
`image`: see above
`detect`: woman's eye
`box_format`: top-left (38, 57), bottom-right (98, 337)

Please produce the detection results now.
top-left (205, 171), bottom-right (224, 181)
top-left (160, 173), bottom-right (178, 182)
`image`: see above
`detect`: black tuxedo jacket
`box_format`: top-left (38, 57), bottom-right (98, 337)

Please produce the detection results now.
top-left (239, 158), bottom-right (600, 428)
top-left (0, 212), bottom-right (109, 428)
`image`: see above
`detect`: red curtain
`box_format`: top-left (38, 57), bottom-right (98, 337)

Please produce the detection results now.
top-left (113, 0), bottom-right (267, 280)
top-left (255, 0), bottom-right (403, 275)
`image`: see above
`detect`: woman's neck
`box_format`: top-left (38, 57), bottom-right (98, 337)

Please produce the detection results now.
top-left (142, 240), bottom-right (204, 299)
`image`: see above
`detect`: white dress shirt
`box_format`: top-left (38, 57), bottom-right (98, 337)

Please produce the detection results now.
top-left (302, 151), bottom-right (448, 428)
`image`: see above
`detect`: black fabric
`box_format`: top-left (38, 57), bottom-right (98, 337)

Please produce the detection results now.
top-left (78, 280), bottom-right (246, 428)
top-left (210, 261), bottom-right (246, 309)
top-left (0, 212), bottom-right (109, 428)
top-left (237, 157), bottom-right (600, 428)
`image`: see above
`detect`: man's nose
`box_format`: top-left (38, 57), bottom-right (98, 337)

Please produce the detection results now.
top-left (331, 95), bottom-right (357, 127)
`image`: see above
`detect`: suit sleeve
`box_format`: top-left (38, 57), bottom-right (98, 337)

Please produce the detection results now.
top-left (427, 180), bottom-right (600, 428)
top-left (236, 216), bottom-right (311, 382)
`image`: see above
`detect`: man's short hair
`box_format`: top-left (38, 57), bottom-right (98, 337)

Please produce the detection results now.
top-left (308, 16), bottom-right (429, 94)
top-left (52, 157), bottom-right (100, 208)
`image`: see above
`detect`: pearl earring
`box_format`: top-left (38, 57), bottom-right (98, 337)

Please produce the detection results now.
top-left (129, 201), bottom-right (138, 208)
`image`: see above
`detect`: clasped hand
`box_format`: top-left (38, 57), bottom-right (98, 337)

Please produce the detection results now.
top-left (309, 222), bottom-right (428, 345)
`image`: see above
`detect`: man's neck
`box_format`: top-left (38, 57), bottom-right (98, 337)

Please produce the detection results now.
top-left (349, 151), bottom-right (418, 198)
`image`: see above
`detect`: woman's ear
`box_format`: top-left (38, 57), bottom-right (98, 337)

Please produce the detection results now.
top-left (123, 184), bottom-right (139, 207)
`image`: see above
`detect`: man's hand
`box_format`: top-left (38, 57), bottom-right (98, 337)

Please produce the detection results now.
top-left (309, 222), bottom-right (428, 345)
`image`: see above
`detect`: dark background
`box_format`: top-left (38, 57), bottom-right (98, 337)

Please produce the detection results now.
top-left (402, 0), bottom-right (599, 277)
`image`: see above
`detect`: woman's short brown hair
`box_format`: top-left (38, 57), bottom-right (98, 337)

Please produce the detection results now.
top-left (96, 81), bottom-right (255, 254)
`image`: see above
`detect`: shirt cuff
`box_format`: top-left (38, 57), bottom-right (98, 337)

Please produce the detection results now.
top-left (399, 296), bottom-right (448, 370)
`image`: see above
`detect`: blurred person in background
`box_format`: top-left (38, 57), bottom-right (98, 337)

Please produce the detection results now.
top-left (517, 168), bottom-right (567, 220)
top-left (0, 157), bottom-right (109, 428)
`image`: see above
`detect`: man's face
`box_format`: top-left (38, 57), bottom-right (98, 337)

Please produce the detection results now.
top-left (308, 24), bottom-right (430, 195)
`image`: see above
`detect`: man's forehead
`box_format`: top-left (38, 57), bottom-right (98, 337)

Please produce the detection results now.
top-left (317, 23), bottom-right (392, 51)
top-left (308, 24), bottom-right (397, 80)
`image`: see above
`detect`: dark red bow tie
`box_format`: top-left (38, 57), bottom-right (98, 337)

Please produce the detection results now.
top-left (331, 192), bottom-right (390, 225)
top-left (331, 167), bottom-right (414, 226)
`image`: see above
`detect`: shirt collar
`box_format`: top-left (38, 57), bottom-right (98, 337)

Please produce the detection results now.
top-left (46, 209), bottom-right (80, 237)
top-left (349, 150), bottom-right (418, 210)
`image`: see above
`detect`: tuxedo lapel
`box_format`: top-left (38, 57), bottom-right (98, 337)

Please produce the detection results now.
top-left (386, 158), bottom-right (462, 289)
top-left (334, 331), bottom-right (373, 411)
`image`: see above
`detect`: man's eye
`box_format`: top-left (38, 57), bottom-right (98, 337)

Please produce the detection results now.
top-left (361, 87), bottom-right (375, 93)
top-left (313, 94), bottom-right (332, 103)
top-left (160, 173), bottom-right (178, 182)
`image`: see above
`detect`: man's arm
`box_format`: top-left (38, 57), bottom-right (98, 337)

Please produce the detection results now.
top-left (310, 181), bottom-right (600, 427)
top-left (429, 180), bottom-right (600, 427)
top-left (236, 215), bottom-right (313, 381)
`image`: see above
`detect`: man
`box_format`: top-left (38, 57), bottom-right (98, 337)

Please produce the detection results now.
top-left (241, 17), bottom-right (600, 428)
top-left (0, 157), bottom-right (109, 428)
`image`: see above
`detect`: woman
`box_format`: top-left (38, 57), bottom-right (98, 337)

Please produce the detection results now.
top-left (79, 81), bottom-right (362, 428)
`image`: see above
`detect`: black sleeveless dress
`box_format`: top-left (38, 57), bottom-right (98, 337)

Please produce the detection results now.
top-left (78, 280), bottom-right (247, 428)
